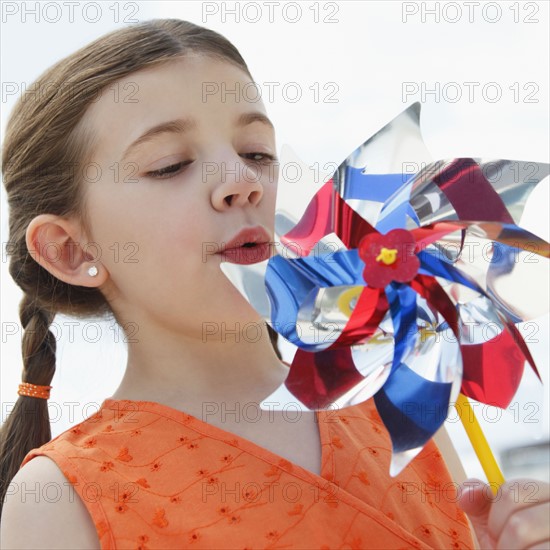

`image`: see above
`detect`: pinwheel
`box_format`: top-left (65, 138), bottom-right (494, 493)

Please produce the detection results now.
top-left (221, 102), bottom-right (549, 483)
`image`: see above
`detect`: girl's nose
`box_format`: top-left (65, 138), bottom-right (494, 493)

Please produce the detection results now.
top-left (209, 155), bottom-right (264, 211)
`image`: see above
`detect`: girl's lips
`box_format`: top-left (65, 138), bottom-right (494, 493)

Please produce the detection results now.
top-left (218, 242), bottom-right (273, 264)
top-left (219, 225), bottom-right (272, 251)
top-left (216, 225), bottom-right (274, 264)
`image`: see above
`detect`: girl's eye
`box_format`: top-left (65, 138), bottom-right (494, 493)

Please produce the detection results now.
top-left (241, 152), bottom-right (278, 164)
top-left (146, 160), bottom-right (193, 179)
top-left (145, 153), bottom-right (277, 180)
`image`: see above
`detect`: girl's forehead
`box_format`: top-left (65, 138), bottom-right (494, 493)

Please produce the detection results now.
top-left (81, 56), bottom-right (270, 161)
top-left (89, 55), bottom-right (258, 118)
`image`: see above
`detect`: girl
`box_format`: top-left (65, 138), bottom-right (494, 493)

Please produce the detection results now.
top-left (0, 18), bottom-right (548, 550)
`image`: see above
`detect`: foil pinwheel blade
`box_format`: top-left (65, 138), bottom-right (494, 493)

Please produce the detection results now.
top-left (220, 102), bottom-right (549, 476)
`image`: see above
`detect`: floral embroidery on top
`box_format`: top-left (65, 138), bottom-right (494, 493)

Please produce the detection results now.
top-left (188, 531), bottom-right (200, 544)
top-left (348, 536), bottom-right (364, 550)
top-left (288, 503), bottom-right (304, 516)
top-left (88, 410), bottom-right (104, 423)
top-left (136, 534), bottom-right (149, 550)
top-left (83, 437), bottom-right (97, 448)
top-left (152, 507), bottom-right (169, 528)
top-left (263, 465), bottom-right (280, 477)
top-left (227, 514), bottom-right (241, 525)
top-left (397, 482), bottom-right (407, 493)
top-left (356, 470), bottom-right (370, 485)
top-left (243, 486), bottom-right (259, 501)
top-left (100, 461), bottom-right (114, 472)
top-left (420, 525), bottom-right (432, 537)
top-left (65, 472), bottom-right (78, 485)
top-left (265, 530), bottom-right (280, 541)
top-left (117, 446), bottom-right (133, 462)
top-left (96, 521), bottom-right (109, 539)
top-left (278, 458), bottom-right (293, 471)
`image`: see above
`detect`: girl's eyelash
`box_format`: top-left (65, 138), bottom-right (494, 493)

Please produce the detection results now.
top-left (145, 153), bottom-right (278, 180)
top-left (242, 152), bottom-right (278, 163)
top-left (145, 160), bottom-right (192, 179)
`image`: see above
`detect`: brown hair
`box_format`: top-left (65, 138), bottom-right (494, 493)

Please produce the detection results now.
top-left (0, 18), bottom-right (281, 515)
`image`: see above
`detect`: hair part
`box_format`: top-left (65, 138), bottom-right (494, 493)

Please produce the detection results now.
top-left (0, 18), bottom-right (281, 515)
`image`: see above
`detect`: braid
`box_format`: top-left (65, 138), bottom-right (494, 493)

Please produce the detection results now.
top-left (19, 294), bottom-right (57, 379)
top-left (0, 295), bottom-right (57, 515)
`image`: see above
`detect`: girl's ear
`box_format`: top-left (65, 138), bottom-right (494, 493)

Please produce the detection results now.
top-left (25, 214), bottom-right (108, 287)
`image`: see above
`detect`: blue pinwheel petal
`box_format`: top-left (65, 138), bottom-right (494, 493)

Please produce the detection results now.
top-left (374, 365), bottom-right (452, 453)
top-left (385, 283), bottom-right (418, 366)
top-left (265, 249), bottom-right (365, 350)
top-left (374, 282), bottom-right (458, 474)
top-left (417, 249), bottom-right (483, 291)
top-left (342, 169), bottom-right (410, 202)
top-left (376, 179), bottom-right (415, 233)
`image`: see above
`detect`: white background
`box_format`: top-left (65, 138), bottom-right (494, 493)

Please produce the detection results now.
top-left (1, 1), bottom-right (549, 482)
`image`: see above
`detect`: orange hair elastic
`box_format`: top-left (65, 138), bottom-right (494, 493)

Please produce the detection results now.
top-left (18, 382), bottom-right (52, 399)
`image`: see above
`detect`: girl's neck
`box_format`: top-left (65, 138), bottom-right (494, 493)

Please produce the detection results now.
top-left (110, 325), bottom-right (289, 416)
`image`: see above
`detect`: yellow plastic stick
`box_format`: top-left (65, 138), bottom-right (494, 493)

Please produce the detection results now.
top-left (455, 392), bottom-right (505, 495)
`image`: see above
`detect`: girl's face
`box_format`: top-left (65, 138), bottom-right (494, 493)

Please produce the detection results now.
top-left (80, 55), bottom-right (278, 337)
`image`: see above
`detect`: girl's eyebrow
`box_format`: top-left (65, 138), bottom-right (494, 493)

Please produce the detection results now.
top-left (120, 111), bottom-right (274, 163)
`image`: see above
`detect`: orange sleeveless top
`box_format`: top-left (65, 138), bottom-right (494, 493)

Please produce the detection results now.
top-left (20, 397), bottom-right (475, 549)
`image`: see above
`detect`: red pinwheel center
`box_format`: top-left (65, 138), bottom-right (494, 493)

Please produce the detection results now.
top-left (358, 229), bottom-right (420, 288)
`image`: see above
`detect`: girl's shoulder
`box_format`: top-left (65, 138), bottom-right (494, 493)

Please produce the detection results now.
top-left (0, 455), bottom-right (100, 549)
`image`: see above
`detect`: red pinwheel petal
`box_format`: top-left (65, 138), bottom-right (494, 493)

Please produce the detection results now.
top-left (433, 158), bottom-right (514, 223)
top-left (280, 179), bottom-right (378, 256)
top-left (280, 180), bottom-right (334, 256)
top-left (411, 221), bottom-right (464, 251)
top-left (329, 287), bottom-right (390, 347)
top-left (409, 274), bottom-right (460, 338)
top-left (285, 348), bottom-right (365, 409)
top-left (499, 315), bottom-right (542, 382)
top-left (460, 330), bottom-right (525, 408)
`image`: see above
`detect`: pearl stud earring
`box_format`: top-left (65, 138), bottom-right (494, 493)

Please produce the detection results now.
top-left (88, 265), bottom-right (98, 277)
